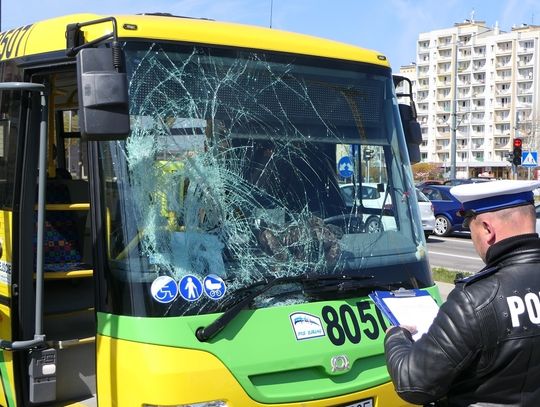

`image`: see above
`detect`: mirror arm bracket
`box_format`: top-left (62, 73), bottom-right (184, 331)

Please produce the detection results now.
top-left (66, 17), bottom-right (122, 71)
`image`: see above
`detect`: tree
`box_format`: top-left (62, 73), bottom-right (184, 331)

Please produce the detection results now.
top-left (412, 162), bottom-right (442, 181)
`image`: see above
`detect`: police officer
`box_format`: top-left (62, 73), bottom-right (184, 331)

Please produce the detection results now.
top-left (384, 180), bottom-right (540, 406)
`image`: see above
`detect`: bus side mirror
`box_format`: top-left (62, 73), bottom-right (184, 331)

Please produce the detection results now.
top-left (76, 48), bottom-right (130, 140)
top-left (399, 104), bottom-right (422, 164)
top-left (393, 74), bottom-right (422, 164)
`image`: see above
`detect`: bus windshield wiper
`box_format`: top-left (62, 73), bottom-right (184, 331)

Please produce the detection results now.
top-left (195, 273), bottom-right (374, 342)
top-left (302, 278), bottom-right (406, 299)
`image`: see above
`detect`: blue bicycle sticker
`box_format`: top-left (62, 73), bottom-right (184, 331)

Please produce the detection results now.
top-left (150, 276), bottom-right (178, 304)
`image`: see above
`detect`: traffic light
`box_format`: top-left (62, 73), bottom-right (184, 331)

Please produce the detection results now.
top-left (513, 138), bottom-right (522, 166)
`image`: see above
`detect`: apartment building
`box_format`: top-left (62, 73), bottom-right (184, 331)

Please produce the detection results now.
top-left (409, 20), bottom-right (540, 179)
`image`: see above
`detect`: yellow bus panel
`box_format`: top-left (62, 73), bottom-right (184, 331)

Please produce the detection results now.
top-left (97, 335), bottom-right (410, 406)
top-left (1, 14), bottom-right (390, 68)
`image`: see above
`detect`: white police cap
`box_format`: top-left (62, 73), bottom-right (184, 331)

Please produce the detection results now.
top-left (450, 180), bottom-right (540, 215)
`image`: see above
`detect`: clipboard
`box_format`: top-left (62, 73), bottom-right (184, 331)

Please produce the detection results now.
top-left (369, 288), bottom-right (440, 341)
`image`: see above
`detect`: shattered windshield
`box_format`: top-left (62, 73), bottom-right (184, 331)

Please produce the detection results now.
top-left (97, 41), bottom-right (425, 317)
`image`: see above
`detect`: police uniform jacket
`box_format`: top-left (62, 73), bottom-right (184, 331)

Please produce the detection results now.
top-left (384, 233), bottom-right (540, 406)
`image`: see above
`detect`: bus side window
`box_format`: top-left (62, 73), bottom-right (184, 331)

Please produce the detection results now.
top-left (56, 110), bottom-right (88, 181)
top-left (51, 109), bottom-right (92, 267)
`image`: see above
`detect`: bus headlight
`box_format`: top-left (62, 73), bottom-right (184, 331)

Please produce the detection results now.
top-left (143, 401), bottom-right (227, 407)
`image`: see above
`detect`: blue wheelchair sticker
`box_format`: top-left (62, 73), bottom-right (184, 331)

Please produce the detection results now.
top-left (338, 156), bottom-right (354, 178)
top-left (150, 276), bottom-right (178, 304)
top-left (203, 274), bottom-right (227, 300)
top-left (179, 274), bottom-right (203, 302)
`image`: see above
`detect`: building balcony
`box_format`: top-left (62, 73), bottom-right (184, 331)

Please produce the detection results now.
top-left (517, 45), bottom-right (532, 53)
top-left (471, 130), bottom-right (485, 136)
top-left (494, 143), bottom-right (511, 150)
top-left (470, 118), bottom-right (485, 125)
top-left (438, 41), bottom-right (452, 50)
top-left (437, 93), bottom-right (451, 100)
top-left (496, 47), bottom-right (512, 55)
top-left (436, 107), bottom-right (451, 114)
top-left (437, 69), bottom-right (452, 75)
top-left (517, 60), bottom-right (533, 67)
top-left (436, 82), bottom-right (451, 89)
top-left (470, 105), bottom-right (486, 111)
top-left (516, 109), bottom-right (532, 119)
top-left (517, 88), bottom-right (533, 95)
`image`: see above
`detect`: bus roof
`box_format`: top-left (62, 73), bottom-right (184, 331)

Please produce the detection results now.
top-left (0, 13), bottom-right (390, 67)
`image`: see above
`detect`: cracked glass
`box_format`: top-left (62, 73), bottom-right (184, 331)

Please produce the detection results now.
top-left (97, 41), bottom-right (425, 317)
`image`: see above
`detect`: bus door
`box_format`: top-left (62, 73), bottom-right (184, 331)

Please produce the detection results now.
top-left (0, 70), bottom-right (96, 406)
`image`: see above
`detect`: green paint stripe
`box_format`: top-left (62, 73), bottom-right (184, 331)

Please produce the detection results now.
top-left (0, 350), bottom-right (16, 407)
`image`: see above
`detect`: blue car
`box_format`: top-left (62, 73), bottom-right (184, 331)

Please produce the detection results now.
top-left (420, 185), bottom-right (465, 237)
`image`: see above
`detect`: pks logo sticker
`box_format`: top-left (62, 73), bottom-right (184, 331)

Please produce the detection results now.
top-left (290, 312), bottom-right (325, 340)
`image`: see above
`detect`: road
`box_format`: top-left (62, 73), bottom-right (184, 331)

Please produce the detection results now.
top-left (426, 232), bottom-right (484, 274)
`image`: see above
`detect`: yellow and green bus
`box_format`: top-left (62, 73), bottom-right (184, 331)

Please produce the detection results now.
top-left (0, 12), bottom-right (437, 406)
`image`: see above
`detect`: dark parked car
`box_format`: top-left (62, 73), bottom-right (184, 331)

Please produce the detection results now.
top-left (419, 185), bottom-right (465, 237)
top-left (442, 178), bottom-right (493, 186)
top-left (415, 180), bottom-right (444, 188)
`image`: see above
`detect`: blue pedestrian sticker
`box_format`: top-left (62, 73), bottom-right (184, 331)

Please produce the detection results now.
top-left (203, 274), bottom-right (227, 300)
top-left (338, 156), bottom-right (354, 178)
top-left (179, 274), bottom-right (203, 302)
top-left (150, 276), bottom-right (178, 304)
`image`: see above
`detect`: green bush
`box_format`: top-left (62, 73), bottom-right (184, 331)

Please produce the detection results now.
top-left (432, 267), bottom-right (472, 284)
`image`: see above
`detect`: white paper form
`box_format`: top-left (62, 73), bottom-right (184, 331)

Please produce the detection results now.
top-left (382, 295), bottom-right (440, 341)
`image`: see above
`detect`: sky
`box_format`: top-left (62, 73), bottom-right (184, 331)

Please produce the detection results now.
top-left (2, 0), bottom-right (540, 69)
